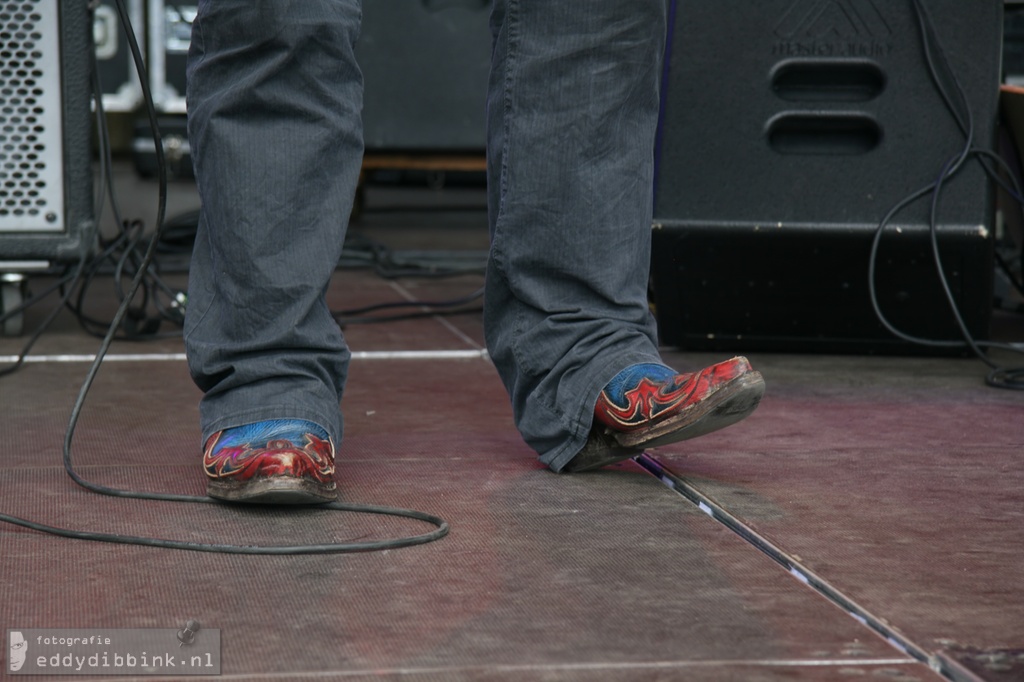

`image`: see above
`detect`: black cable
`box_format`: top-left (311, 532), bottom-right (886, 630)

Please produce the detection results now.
top-left (334, 286), bottom-right (484, 317)
top-left (340, 232), bottom-right (487, 279)
top-left (0, 268), bottom-right (78, 327)
top-left (91, 45), bottom-right (115, 239)
top-left (0, 40), bottom-right (128, 374)
top-left (0, 264), bottom-right (85, 378)
top-left (53, 46), bottom-right (187, 341)
top-left (926, 155), bottom-right (997, 362)
top-left (332, 286), bottom-right (483, 326)
top-left (911, 0), bottom-right (971, 137)
top-left (996, 250), bottom-right (1024, 300)
top-left (337, 306), bottom-right (484, 327)
top-left (867, 0), bottom-right (1024, 390)
top-left (0, 0), bottom-right (449, 554)
top-left (973, 147), bottom-right (1024, 298)
top-left (155, 208), bottom-right (200, 254)
top-left (61, 222), bottom-right (183, 340)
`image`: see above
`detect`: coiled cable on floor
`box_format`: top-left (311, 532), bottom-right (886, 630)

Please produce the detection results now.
top-left (0, 0), bottom-right (449, 554)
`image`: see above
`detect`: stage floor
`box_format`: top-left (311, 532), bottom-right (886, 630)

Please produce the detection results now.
top-left (1, 169), bottom-right (1022, 681)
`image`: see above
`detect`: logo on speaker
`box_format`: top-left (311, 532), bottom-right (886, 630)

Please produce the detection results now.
top-left (772, 0), bottom-right (893, 58)
top-left (774, 0), bottom-right (891, 40)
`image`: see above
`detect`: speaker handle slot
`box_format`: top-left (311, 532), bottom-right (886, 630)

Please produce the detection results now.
top-left (766, 112), bottom-right (882, 155)
top-left (771, 59), bottom-right (886, 102)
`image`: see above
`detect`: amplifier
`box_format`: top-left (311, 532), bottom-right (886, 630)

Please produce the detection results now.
top-left (0, 0), bottom-right (94, 261)
top-left (356, 0), bottom-right (491, 151)
top-left (143, 0), bottom-right (491, 150)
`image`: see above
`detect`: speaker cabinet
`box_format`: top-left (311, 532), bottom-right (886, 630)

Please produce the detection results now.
top-left (356, 0), bottom-right (490, 152)
top-left (0, 0), bottom-right (94, 263)
top-left (138, 0), bottom-right (490, 163)
top-left (651, 0), bottom-right (1002, 354)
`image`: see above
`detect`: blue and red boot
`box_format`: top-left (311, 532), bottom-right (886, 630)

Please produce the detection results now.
top-left (564, 357), bottom-right (765, 472)
top-left (203, 419), bottom-right (337, 504)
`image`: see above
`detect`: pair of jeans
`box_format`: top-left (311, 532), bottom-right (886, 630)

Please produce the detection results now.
top-left (184, 0), bottom-right (668, 471)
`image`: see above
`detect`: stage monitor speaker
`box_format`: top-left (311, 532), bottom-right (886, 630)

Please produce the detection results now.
top-left (356, 0), bottom-right (491, 152)
top-left (651, 0), bottom-right (1002, 354)
top-left (0, 0), bottom-right (95, 264)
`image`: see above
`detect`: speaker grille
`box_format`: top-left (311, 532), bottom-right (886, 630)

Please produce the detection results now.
top-left (0, 0), bottom-right (66, 232)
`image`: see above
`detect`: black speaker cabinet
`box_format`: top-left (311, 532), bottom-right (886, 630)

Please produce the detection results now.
top-left (138, 1), bottom-right (489, 158)
top-left (651, 0), bottom-right (1002, 354)
top-left (0, 0), bottom-right (95, 264)
top-left (355, 0), bottom-right (490, 152)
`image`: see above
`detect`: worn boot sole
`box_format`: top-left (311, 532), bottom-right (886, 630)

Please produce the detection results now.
top-left (207, 476), bottom-right (337, 505)
top-left (564, 369), bottom-right (765, 473)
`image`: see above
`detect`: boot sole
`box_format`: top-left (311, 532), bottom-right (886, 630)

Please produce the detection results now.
top-left (207, 476), bottom-right (337, 505)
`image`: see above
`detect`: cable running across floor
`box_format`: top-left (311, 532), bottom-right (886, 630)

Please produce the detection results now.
top-left (0, 0), bottom-right (450, 555)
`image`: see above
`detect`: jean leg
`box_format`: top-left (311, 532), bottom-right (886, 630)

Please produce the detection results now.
top-left (486, 0), bottom-right (669, 470)
top-left (184, 0), bottom-right (363, 446)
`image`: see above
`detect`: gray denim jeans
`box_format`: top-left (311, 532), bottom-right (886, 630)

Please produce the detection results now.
top-left (184, 0), bottom-right (669, 471)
